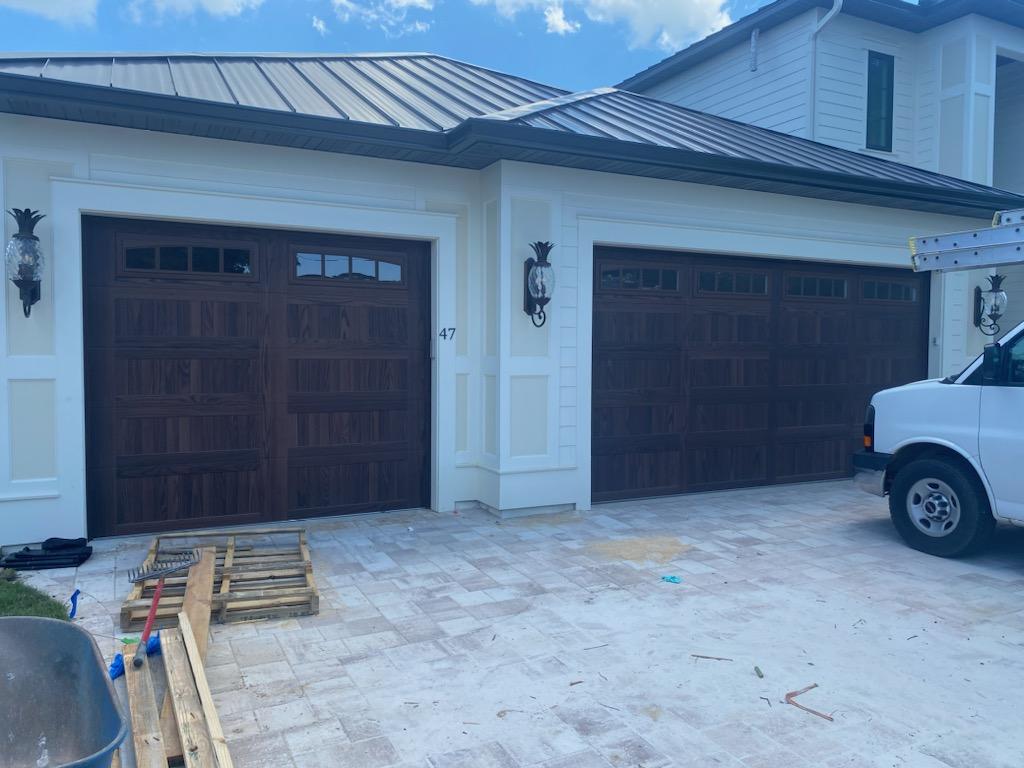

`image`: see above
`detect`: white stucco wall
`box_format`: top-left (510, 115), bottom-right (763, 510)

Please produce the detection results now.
top-left (0, 113), bottom-right (991, 545)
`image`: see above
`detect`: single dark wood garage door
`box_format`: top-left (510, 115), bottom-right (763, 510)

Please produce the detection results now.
top-left (84, 217), bottom-right (430, 537)
top-left (592, 247), bottom-right (929, 502)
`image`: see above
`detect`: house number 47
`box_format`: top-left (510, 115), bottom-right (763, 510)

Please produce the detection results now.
top-left (439, 327), bottom-right (456, 340)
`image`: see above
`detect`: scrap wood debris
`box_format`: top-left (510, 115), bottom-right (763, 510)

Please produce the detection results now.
top-left (120, 527), bottom-right (319, 631)
top-left (784, 683), bottom-right (834, 722)
top-left (112, 548), bottom-right (234, 768)
top-left (691, 654), bottom-right (733, 662)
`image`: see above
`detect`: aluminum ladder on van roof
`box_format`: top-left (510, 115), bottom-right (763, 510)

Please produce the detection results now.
top-left (910, 208), bottom-right (1024, 272)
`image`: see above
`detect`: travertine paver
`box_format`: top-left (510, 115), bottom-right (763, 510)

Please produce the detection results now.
top-left (24, 480), bottom-right (1024, 767)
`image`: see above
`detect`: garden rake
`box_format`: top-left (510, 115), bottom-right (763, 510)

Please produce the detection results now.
top-left (127, 548), bottom-right (199, 668)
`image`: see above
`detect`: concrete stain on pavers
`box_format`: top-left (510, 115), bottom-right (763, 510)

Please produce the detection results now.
top-left (586, 535), bottom-right (693, 564)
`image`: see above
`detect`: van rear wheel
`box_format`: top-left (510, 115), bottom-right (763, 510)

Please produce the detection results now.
top-left (888, 458), bottom-right (995, 557)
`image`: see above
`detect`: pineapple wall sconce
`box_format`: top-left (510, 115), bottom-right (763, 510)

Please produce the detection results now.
top-left (524, 241), bottom-right (555, 328)
top-left (5, 208), bottom-right (44, 317)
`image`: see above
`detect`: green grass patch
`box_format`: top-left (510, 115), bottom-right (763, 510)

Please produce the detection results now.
top-left (0, 577), bottom-right (68, 620)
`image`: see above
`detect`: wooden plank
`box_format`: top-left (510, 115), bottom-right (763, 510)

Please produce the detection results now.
top-left (300, 531), bottom-right (320, 615)
top-left (123, 643), bottom-right (169, 768)
top-left (161, 547), bottom-right (216, 764)
top-left (218, 538), bottom-right (235, 623)
top-left (179, 613), bottom-right (234, 768)
top-left (162, 629), bottom-right (216, 768)
top-left (157, 527), bottom-right (306, 539)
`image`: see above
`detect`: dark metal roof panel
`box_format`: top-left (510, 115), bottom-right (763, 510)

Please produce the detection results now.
top-left (289, 59), bottom-right (392, 124)
top-left (0, 52), bottom-right (569, 132)
top-left (168, 58), bottom-right (235, 103)
top-left (43, 58), bottom-right (111, 87)
top-left (256, 60), bottom-right (340, 117)
top-left (502, 89), bottom-right (994, 196)
top-left (111, 58), bottom-right (176, 95)
top-left (216, 58), bottom-right (291, 111)
top-left (0, 59), bottom-right (44, 77)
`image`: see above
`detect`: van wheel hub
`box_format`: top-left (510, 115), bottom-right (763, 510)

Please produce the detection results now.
top-left (907, 478), bottom-right (961, 537)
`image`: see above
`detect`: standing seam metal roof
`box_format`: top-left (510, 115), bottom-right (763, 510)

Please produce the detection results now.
top-left (0, 52), bottom-right (567, 130)
top-left (0, 51), bottom-right (1019, 216)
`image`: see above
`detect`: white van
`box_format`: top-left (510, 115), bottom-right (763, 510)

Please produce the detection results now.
top-left (853, 320), bottom-right (1024, 557)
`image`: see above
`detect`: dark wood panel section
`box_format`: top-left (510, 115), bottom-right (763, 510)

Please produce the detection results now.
top-left (592, 247), bottom-right (929, 502)
top-left (84, 216), bottom-right (430, 537)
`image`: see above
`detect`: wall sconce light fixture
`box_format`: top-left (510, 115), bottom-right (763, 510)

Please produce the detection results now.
top-left (974, 273), bottom-right (1007, 337)
top-left (5, 208), bottom-right (45, 317)
top-left (524, 241), bottom-right (555, 328)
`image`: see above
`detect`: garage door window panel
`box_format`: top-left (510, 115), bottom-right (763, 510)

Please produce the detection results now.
top-left (120, 236), bottom-right (256, 278)
top-left (599, 263), bottom-right (679, 292)
top-left (292, 247), bottom-right (405, 285)
top-left (696, 269), bottom-right (769, 296)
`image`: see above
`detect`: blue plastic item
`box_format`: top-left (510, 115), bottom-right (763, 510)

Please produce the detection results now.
top-left (68, 588), bottom-right (81, 619)
top-left (0, 617), bottom-right (127, 768)
top-left (661, 575), bottom-right (682, 584)
top-left (109, 633), bottom-right (161, 681)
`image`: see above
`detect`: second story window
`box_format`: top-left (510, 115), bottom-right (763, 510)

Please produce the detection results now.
top-left (866, 51), bottom-right (895, 152)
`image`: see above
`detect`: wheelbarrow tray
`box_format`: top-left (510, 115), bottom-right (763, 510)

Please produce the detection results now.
top-left (0, 617), bottom-right (127, 768)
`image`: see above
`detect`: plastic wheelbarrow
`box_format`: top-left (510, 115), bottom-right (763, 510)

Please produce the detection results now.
top-left (0, 617), bottom-right (127, 768)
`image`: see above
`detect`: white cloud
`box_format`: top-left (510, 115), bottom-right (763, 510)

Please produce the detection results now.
top-left (470, 0), bottom-right (730, 49)
top-left (129, 0), bottom-right (264, 20)
top-left (543, 4), bottom-right (578, 35)
top-left (331, 0), bottom-right (432, 37)
top-left (312, 13), bottom-right (329, 34)
top-left (0, 0), bottom-right (98, 24)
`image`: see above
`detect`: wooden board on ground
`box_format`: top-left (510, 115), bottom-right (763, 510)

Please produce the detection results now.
top-left (161, 546), bottom-right (216, 763)
top-left (123, 644), bottom-right (169, 768)
top-left (179, 613), bottom-right (234, 768)
top-left (162, 629), bottom-right (216, 768)
top-left (120, 528), bottom-right (318, 631)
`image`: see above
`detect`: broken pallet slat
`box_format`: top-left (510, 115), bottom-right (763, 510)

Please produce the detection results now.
top-left (123, 644), bottom-right (169, 768)
top-left (179, 612), bottom-right (234, 768)
top-left (162, 629), bottom-right (216, 768)
top-left (217, 537), bottom-right (236, 624)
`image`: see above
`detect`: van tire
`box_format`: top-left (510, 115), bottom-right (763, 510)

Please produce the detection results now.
top-left (888, 458), bottom-right (995, 557)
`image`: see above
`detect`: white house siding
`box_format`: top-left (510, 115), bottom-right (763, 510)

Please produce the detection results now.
top-left (813, 15), bottom-right (920, 166)
top-left (994, 60), bottom-right (1024, 194)
top-left (641, 11), bottom-right (817, 137)
top-left (0, 113), bottom-right (993, 545)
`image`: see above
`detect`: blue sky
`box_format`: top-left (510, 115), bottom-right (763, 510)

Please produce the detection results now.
top-left (0, 0), bottom-right (771, 90)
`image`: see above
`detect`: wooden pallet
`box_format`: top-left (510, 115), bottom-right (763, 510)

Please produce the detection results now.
top-left (120, 527), bottom-right (319, 632)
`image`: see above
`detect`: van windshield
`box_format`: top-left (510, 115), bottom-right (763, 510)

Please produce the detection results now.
top-left (942, 355), bottom-right (980, 384)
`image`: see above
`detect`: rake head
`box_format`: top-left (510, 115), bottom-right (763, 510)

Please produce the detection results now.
top-left (127, 548), bottom-right (200, 583)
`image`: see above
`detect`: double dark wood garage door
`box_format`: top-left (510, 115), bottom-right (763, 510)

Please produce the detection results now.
top-left (84, 217), bottom-right (430, 537)
top-left (592, 247), bottom-right (929, 502)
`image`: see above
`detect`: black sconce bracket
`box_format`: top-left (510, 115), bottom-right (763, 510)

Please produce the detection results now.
top-left (12, 278), bottom-right (40, 317)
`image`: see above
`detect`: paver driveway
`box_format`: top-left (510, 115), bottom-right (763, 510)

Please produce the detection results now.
top-left (25, 480), bottom-right (1024, 767)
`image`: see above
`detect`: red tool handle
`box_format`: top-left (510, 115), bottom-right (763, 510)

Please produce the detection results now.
top-left (132, 577), bottom-right (165, 668)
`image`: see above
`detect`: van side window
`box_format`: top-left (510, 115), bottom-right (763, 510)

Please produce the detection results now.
top-left (1007, 336), bottom-right (1024, 385)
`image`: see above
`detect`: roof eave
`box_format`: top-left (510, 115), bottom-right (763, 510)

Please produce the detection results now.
top-left (0, 73), bottom-right (1016, 220)
top-left (0, 71), bottom-right (451, 157)
top-left (452, 119), bottom-right (1023, 219)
